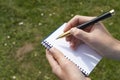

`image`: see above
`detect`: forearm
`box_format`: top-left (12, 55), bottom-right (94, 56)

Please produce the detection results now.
top-left (103, 38), bottom-right (120, 60)
top-left (112, 39), bottom-right (120, 60)
top-left (91, 36), bottom-right (120, 60)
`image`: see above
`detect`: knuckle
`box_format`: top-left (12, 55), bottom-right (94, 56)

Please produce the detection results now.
top-left (74, 15), bottom-right (80, 18)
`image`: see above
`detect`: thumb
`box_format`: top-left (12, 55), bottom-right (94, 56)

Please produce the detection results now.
top-left (70, 27), bottom-right (90, 42)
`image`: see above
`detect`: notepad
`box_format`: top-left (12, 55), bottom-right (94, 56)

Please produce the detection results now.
top-left (41, 23), bottom-right (102, 76)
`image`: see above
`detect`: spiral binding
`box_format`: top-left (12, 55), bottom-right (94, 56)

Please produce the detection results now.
top-left (41, 40), bottom-right (88, 76)
top-left (65, 55), bottom-right (88, 76)
top-left (41, 40), bottom-right (53, 49)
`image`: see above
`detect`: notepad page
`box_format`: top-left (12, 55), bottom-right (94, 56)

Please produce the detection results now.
top-left (43, 23), bottom-right (102, 75)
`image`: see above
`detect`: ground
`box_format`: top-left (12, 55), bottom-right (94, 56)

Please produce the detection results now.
top-left (0, 0), bottom-right (120, 80)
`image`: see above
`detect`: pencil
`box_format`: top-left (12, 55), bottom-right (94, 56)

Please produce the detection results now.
top-left (56, 9), bottom-right (115, 39)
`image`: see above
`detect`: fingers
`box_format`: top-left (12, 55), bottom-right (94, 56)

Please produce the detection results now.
top-left (69, 37), bottom-right (81, 50)
top-left (46, 49), bottom-right (62, 76)
top-left (49, 47), bottom-right (77, 72)
top-left (66, 35), bottom-right (73, 42)
top-left (46, 49), bottom-right (60, 69)
top-left (64, 16), bottom-right (80, 32)
top-left (49, 47), bottom-right (66, 65)
top-left (70, 27), bottom-right (90, 42)
top-left (64, 15), bottom-right (95, 32)
top-left (64, 15), bottom-right (95, 50)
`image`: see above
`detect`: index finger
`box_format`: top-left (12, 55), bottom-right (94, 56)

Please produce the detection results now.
top-left (64, 15), bottom-right (95, 32)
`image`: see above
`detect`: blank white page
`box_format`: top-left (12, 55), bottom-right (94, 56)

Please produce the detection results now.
top-left (42, 23), bottom-right (102, 76)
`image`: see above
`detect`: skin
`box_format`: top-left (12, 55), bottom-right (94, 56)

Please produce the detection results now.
top-left (45, 15), bottom-right (120, 80)
top-left (64, 15), bottom-right (120, 60)
top-left (46, 48), bottom-right (90, 80)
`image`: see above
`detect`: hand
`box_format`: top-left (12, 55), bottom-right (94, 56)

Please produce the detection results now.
top-left (46, 47), bottom-right (91, 80)
top-left (64, 15), bottom-right (120, 60)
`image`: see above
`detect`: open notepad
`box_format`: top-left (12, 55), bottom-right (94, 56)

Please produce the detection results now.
top-left (41, 23), bottom-right (102, 76)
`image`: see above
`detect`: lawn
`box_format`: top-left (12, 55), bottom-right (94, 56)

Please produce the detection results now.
top-left (0, 0), bottom-right (120, 80)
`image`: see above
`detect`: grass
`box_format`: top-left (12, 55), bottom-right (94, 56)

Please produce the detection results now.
top-left (0, 0), bottom-right (120, 80)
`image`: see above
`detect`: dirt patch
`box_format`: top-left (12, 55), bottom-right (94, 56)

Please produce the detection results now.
top-left (15, 43), bottom-right (34, 61)
top-left (15, 34), bottom-right (41, 61)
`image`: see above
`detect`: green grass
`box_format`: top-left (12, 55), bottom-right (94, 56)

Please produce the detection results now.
top-left (0, 0), bottom-right (120, 80)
